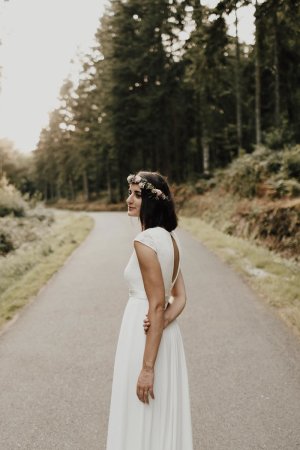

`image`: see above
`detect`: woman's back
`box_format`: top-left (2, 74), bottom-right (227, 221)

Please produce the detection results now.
top-left (124, 226), bottom-right (181, 302)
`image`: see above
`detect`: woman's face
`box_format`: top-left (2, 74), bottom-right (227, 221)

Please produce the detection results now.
top-left (126, 183), bottom-right (142, 217)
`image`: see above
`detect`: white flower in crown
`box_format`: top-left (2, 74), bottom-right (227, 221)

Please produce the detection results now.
top-left (127, 175), bottom-right (134, 183)
top-left (127, 173), bottom-right (169, 201)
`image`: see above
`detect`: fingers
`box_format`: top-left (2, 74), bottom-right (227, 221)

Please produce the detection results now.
top-left (149, 386), bottom-right (155, 400)
top-left (136, 385), bottom-right (154, 404)
top-left (143, 315), bottom-right (151, 334)
top-left (137, 387), bottom-right (143, 403)
top-left (137, 387), bottom-right (148, 404)
top-left (144, 389), bottom-right (149, 404)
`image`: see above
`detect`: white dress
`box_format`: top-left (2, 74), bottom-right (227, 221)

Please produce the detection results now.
top-left (106, 226), bottom-right (194, 450)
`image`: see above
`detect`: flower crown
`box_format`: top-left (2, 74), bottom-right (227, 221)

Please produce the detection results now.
top-left (127, 174), bottom-right (169, 201)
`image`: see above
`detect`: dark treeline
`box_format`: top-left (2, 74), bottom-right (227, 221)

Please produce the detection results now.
top-left (33, 0), bottom-right (300, 202)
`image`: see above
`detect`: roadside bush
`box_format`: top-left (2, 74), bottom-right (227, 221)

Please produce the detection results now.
top-left (282, 146), bottom-right (300, 181)
top-left (194, 178), bottom-right (215, 195)
top-left (269, 178), bottom-right (300, 199)
top-left (26, 205), bottom-right (55, 224)
top-left (0, 232), bottom-right (14, 255)
top-left (220, 149), bottom-right (267, 198)
top-left (0, 174), bottom-right (28, 217)
top-left (264, 152), bottom-right (283, 174)
top-left (263, 120), bottom-right (294, 150)
top-left (218, 146), bottom-right (300, 199)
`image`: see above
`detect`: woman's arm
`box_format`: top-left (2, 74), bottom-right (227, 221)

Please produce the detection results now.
top-left (134, 241), bottom-right (165, 404)
top-left (143, 270), bottom-right (187, 333)
top-left (164, 270), bottom-right (187, 327)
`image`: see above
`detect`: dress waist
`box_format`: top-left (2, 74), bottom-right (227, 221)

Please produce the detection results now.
top-left (128, 290), bottom-right (170, 303)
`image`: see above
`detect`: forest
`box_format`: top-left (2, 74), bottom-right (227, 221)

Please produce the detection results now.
top-left (1, 0), bottom-right (300, 204)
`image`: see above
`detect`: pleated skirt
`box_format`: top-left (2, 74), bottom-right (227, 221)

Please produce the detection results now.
top-left (106, 297), bottom-right (194, 450)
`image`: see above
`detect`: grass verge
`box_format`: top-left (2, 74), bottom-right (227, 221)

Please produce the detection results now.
top-left (0, 211), bottom-right (94, 331)
top-left (180, 216), bottom-right (300, 336)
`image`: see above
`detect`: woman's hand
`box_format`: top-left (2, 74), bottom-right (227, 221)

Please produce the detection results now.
top-left (143, 313), bottom-right (169, 334)
top-left (136, 367), bottom-right (155, 404)
top-left (143, 314), bottom-right (151, 334)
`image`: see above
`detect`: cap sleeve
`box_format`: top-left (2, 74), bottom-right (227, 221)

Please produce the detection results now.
top-left (133, 229), bottom-right (157, 253)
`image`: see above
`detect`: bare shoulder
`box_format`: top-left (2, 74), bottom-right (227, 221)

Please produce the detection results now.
top-left (134, 236), bottom-right (161, 278)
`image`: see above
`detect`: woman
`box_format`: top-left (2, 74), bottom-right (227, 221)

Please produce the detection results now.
top-left (106, 171), bottom-right (193, 450)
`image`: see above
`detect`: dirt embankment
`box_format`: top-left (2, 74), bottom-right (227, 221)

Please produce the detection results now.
top-left (177, 186), bottom-right (299, 260)
top-left (174, 146), bottom-right (300, 260)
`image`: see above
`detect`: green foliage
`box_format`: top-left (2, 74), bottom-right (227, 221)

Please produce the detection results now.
top-left (263, 120), bottom-right (295, 150)
top-left (219, 146), bottom-right (300, 198)
top-left (194, 178), bottom-right (217, 195)
top-left (0, 174), bottom-right (28, 217)
top-left (0, 207), bottom-right (55, 258)
top-left (181, 185), bottom-right (300, 259)
top-left (0, 139), bottom-right (36, 195)
top-left (0, 232), bottom-right (14, 255)
top-left (282, 146), bottom-right (300, 181)
top-left (258, 0), bottom-right (300, 143)
top-left (29, 0), bottom-right (300, 203)
top-left (219, 148), bottom-right (266, 198)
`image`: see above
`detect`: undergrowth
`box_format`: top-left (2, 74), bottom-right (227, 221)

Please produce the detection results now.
top-left (175, 145), bottom-right (300, 259)
top-left (0, 210), bottom-right (93, 329)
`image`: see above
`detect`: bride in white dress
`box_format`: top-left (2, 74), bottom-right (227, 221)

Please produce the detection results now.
top-left (106, 171), bottom-right (193, 450)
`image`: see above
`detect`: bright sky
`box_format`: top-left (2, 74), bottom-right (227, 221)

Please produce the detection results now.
top-left (0, 0), bottom-right (255, 154)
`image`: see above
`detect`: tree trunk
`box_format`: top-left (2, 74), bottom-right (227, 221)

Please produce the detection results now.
top-left (83, 169), bottom-right (89, 201)
top-left (50, 182), bottom-right (55, 201)
top-left (44, 183), bottom-right (48, 202)
top-left (56, 181), bottom-right (61, 199)
top-left (151, 145), bottom-right (157, 172)
top-left (202, 134), bottom-right (209, 174)
top-left (255, 0), bottom-right (262, 145)
top-left (200, 84), bottom-right (208, 174)
top-left (196, 91), bottom-right (204, 174)
top-left (69, 177), bottom-right (75, 201)
top-left (235, 6), bottom-right (242, 155)
top-left (106, 151), bottom-right (113, 203)
top-left (273, 9), bottom-right (280, 127)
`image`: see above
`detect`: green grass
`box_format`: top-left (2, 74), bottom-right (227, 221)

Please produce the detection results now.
top-left (180, 216), bottom-right (300, 336)
top-left (0, 211), bottom-right (94, 330)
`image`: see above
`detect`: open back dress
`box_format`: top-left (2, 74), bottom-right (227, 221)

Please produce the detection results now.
top-left (106, 226), bottom-right (194, 450)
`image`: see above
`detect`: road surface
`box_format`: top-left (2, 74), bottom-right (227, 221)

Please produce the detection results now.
top-left (0, 212), bottom-right (300, 450)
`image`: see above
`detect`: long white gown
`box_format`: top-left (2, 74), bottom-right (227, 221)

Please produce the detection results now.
top-left (106, 226), bottom-right (194, 450)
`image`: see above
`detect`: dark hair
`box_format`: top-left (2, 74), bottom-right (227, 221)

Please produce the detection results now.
top-left (136, 171), bottom-right (178, 232)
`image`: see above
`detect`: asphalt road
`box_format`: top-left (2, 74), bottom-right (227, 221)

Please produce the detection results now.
top-left (0, 212), bottom-right (300, 450)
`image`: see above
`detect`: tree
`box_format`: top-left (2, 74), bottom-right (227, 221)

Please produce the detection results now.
top-left (93, 0), bottom-right (191, 197)
top-left (215, 0), bottom-right (253, 153)
top-left (33, 0), bottom-right (300, 201)
top-left (254, 0), bottom-right (262, 145)
top-left (184, 1), bottom-right (235, 172)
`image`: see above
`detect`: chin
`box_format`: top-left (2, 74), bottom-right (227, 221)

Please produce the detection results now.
top-left (127, 208), bottom-right (139, 217)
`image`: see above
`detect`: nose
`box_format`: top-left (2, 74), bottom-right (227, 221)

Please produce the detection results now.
top-left (127, 192), bottom-right (134, 204)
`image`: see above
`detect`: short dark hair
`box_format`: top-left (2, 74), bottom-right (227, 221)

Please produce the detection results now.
top-left (136, 171), bottom-right (178, 232)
